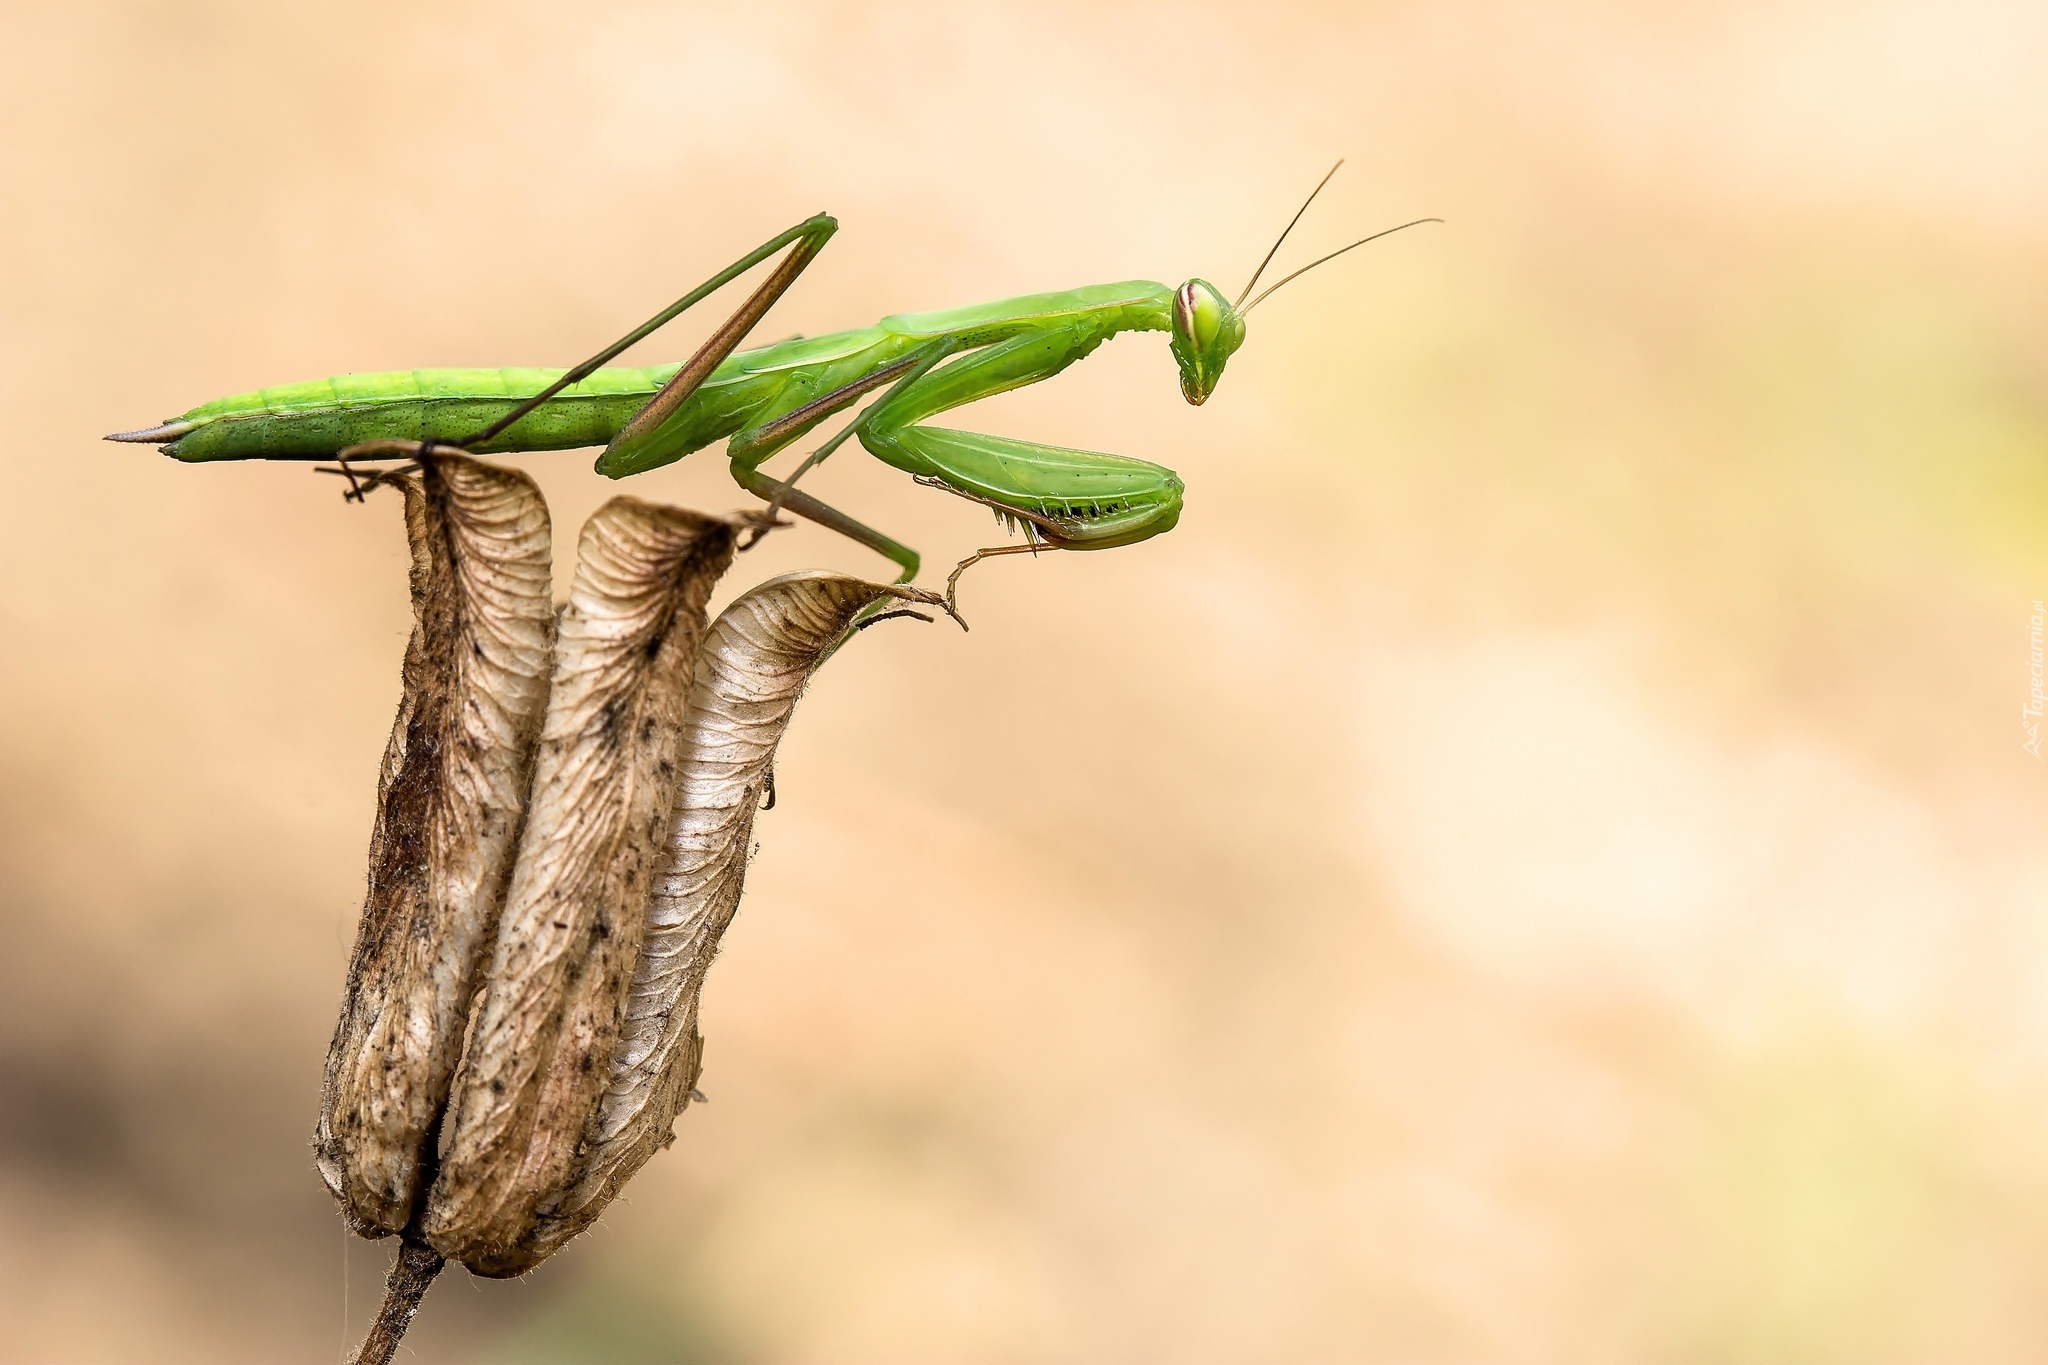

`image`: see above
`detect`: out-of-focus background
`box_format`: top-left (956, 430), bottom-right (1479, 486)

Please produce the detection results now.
top-left (3, 1), bottom-right (2046, 1360)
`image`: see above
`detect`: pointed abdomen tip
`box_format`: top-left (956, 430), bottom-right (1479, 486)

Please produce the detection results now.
top-left (105, 421), bottom-right (194, 444)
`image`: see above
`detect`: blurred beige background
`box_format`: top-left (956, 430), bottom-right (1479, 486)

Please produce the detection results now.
top-left (4, 1), bottom-right (2047, 1361)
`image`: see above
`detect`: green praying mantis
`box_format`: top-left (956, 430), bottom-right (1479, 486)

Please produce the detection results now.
top-left (109, 164), bottom-right (1434, 614)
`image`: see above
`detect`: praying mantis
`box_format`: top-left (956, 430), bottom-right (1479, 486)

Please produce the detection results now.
top-left (108, 165), bottom-right (1434, 612)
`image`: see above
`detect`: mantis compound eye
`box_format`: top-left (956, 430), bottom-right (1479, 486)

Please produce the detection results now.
top-left (1177, 280), bottom-right (1223, 350)
top-left (1169, 278), bottom-right (1245, 406)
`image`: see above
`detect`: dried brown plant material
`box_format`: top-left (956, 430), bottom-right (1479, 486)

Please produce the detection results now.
top-left (520, 573), bottom-right (940, 1262)
top-left (349, 1238), bottom-right (445, 1365)
top-left (424, 497), bottom-right (738, 1276)
top-left (315, 455), bottom-right (553, 1238)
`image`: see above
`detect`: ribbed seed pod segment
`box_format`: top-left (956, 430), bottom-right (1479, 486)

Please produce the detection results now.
top-left (315, 455), bottom-right (554, 1238)
top-left (424, 498), bottom-right (737, 1277)
top-left (522, 573), bottom-right (936, 1262)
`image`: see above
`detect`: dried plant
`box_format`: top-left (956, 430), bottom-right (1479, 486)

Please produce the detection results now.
top-left (328, 458), bottom-right (942, 1363)
top-left (316, 456), bottom-right (553, 1238)
top-left (524, 572), bottom-right (927, 1262)
top-left (424, 496), bottom-right (739, 1275)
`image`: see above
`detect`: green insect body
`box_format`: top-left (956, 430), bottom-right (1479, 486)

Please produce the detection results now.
top-left (149, 281), bottom-right (1198, 561)
top-left (162, 365), bottom-right (685, 462)
top-left (114, 169), bottom-right (1427, 598)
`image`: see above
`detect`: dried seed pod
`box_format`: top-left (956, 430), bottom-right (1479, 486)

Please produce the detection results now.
top-left (519, 573), bottom-right (937, 1262)
top-left (424, 497), bottom-right (737, 1276)
top-left (315, 455), bottom-right (553, 1238)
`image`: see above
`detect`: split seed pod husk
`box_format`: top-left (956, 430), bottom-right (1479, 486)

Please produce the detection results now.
top-left (424, 497), bottom-right (737, 1276)
top-left (316, 455), bottom-right (553, 1238)
top-left (518, 572), bottom-right (938, 1263)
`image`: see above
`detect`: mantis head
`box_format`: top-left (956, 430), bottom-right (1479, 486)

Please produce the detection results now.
top-left (1170, 280), bottom-right (1245, 406)
top-left (1175, 162), bottom-right (1439, 408)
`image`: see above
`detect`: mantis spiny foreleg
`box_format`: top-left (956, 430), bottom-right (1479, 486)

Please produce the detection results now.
top-left (849, 318), bottom-right (1185, 610)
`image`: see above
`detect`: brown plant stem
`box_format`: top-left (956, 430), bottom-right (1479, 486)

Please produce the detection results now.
top-left (349, 1237), bottom-right (445, 1365)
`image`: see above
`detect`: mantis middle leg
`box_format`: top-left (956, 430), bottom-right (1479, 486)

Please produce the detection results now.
top-left (720, 337), bottom-right (969, 582)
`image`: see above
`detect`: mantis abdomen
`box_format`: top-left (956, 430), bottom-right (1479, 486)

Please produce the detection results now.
top-left (150, 311), bottom-right (926, 465)
top-left (162, 365), bottom-right (682, 462)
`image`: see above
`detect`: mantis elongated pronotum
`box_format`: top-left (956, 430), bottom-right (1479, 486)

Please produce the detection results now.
top-left (109, 165), bottom-right (1433, 612)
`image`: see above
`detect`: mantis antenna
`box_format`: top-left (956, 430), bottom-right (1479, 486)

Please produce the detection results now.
top-left (1236, 160), bottom-right (1348, 308)
top-left (1241, 216), bottom-right (1443, 313)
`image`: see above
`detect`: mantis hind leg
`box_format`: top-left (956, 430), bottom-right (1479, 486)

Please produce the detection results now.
top-left (328, 214), bottom-right (842, 502)
top-left (477, 212), bottom-right (839, 459)
top-left (597, 212), bottom-right (839, 470)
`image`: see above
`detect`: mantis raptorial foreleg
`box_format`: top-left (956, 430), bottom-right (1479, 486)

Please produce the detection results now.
top-left (847, 326), bottom-right (1179, 609)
